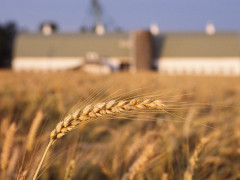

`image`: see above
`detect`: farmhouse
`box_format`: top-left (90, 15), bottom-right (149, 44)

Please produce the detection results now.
top-left (13, 33), bottom-right (131, 72)
top-left (154, 33), bottom-right (240, 75)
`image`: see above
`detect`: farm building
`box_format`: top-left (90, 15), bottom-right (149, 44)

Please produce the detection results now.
top-left (130, 31), bottom-right (154, 72)
top-left (13, 33), bottom-right (131, 73)
top-left (154, 33), bottom-right (240, 75)
top-left (12, 30), bottom-right (240, 75)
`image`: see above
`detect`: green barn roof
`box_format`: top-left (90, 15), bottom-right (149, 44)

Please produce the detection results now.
top-left (14, 33), bottom-right (130, 58)
top-left (153, 33), bottom-right (240, 58)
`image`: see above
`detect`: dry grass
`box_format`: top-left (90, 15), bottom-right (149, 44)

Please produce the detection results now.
top-left (0, 71), bottom-right (240, 179)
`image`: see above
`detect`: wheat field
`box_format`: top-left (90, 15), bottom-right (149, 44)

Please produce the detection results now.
top-left (0, 70), bottom-right (240, 180)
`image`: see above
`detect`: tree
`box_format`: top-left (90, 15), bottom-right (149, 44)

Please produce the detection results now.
top-left (0, 22), bottom-right (17, 68)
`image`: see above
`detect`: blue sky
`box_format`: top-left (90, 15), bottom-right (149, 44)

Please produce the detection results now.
top-left (0, 0), bottom-right (240, 32)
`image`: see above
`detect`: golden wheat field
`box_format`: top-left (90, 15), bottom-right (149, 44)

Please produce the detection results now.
top-left (0, 70), bottom-right (240, 180)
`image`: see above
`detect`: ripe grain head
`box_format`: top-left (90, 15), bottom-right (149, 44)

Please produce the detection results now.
top-left (27, 110), bottom-right (44, 152)
top-left (1, 123), bottom-right (17, 171)
top-left (50, 98), bottom-right (166, 141)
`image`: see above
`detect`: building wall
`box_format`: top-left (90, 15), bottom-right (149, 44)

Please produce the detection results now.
top-left (13, 56), bottom-right (130, 72)
top-left (158, 57), bottom-right (240, 75)
top-left (12, 57), bottom-right (84, 72)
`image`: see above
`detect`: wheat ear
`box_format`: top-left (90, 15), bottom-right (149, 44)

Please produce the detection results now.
top-left (1, 123), bottom-right (17, 179)
top-left (122, 143), bottom-right (155, 180)
top-left (64, 160), bottom-right (76, 180)
top-left (27, 110), bottom-right (44, 152)
top-left (33, 98), bottom-right (165, 180)
top-left (50, 98), bottom-right (165, 140)
top-left (183, 137), bottom-right (210, 180)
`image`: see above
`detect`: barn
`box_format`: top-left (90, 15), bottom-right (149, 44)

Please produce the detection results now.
top-left (13, 33), bottom-right (131, 72)
top-left (154, 33), bottom-right (240, 75)
top-left (12, 30), bottom-right (240, 75)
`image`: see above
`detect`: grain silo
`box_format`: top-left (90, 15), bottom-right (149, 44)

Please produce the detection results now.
top-left (131, 30), bottom-right (153, 72)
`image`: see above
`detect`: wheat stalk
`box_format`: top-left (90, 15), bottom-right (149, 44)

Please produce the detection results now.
top-left (126, 130), bottom-right (158, 164)
top-left (183, 130), bottom-right (221, 180)
top-left (161, 173), bottom-right (168, 180)
top-left (64, 160), bottom-right (76, 180)
top-left (0, 118), bottom-right (9, 145)
top-left (6, 146), bottom-right (19, 179)
top-left (27, 110), bottom-right (44, 152)
top-left (183, 137), bottom-right (210, 180)
top-left (122, 143), bottom-right (156, 180)
top-left (33, 98), bottom-right (166, 180)
top-left (1, 123), bottom-right (17, 179)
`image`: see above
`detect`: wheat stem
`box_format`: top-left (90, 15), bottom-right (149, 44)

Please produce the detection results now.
top-left (33, 140), bottom-right (54, 180)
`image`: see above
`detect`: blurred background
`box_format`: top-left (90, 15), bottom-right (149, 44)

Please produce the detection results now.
top-left (0, 0), bottom-right (240, 75)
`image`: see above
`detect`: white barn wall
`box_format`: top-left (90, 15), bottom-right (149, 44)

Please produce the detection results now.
top-left (158, 57), bottom-right (240, 76)
top-left (13, 57), bottom-right (84, 72)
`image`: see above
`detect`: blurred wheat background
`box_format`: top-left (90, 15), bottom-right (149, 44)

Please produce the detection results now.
top-left (0, 71), bottom-right (240, 180)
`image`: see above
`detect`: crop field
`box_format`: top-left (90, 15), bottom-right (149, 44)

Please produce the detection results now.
top-left (0, 70), bottom-right (240, 180)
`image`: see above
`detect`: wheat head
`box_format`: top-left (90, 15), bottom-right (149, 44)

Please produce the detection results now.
top-left (1, 123), bottom-right (17, 171)
top-left (33, 98), bottom-right (165, 180)
top-left (183, 137), bottom-right (210, 180)
top-left (64, 160), bottom-right (76, 180)
top-left (122, 143), bottom-right (156, 180)
top-left (183, 130), bottom-right (221, 180)
top-left (50, 98), bottom-right (165, 140)
top-left (27, 110), bottom-right (44, 152)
